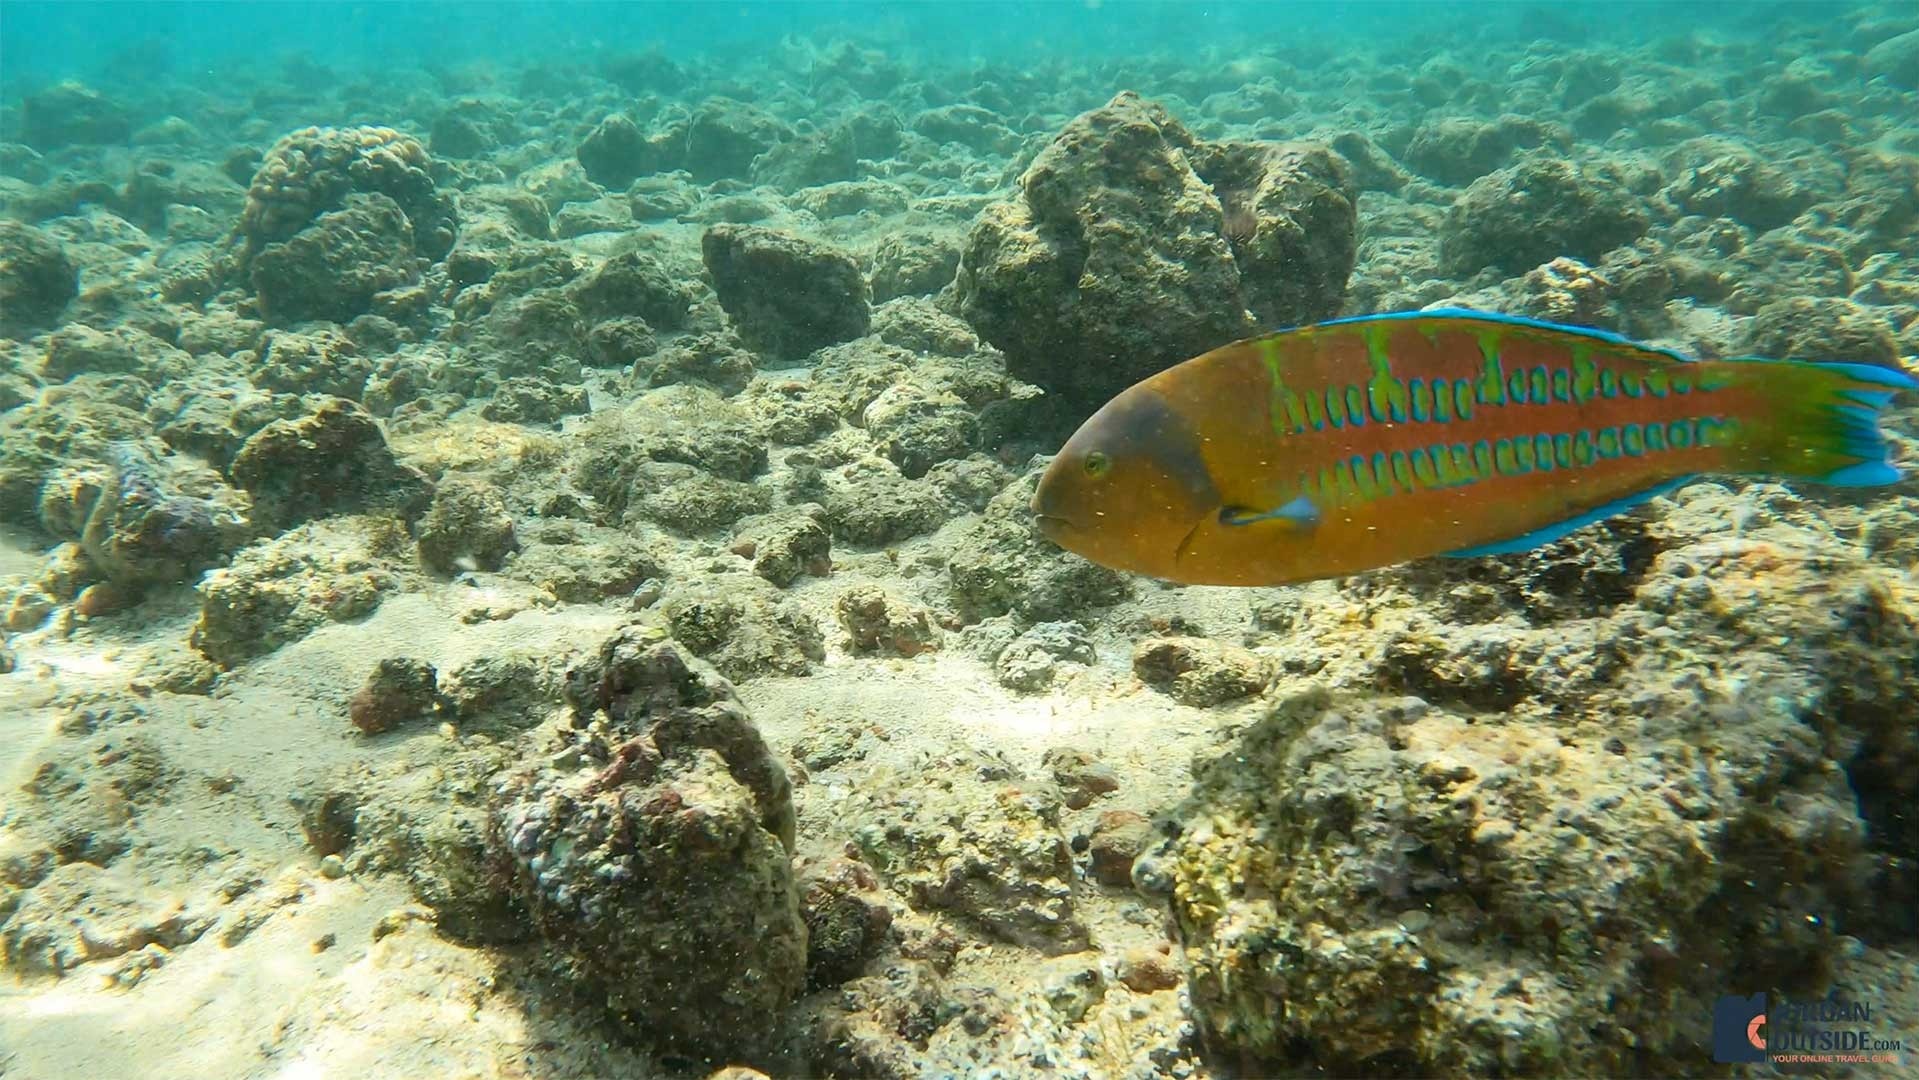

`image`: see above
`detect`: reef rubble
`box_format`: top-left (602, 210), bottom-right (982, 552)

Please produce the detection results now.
top-left (3, 9), bottom-right (1918, 1079)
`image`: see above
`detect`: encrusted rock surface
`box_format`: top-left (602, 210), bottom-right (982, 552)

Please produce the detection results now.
top-left (958, 91), bottom-right (1356, 415)
top-left (494, 631), bottom-right (805, 1055)
top-left (2, 11), bottom-right (1916, 1079)
top-left (0, 221), bottom-right (78, 338)
top-left (701, 224), bottom-right (870, 362)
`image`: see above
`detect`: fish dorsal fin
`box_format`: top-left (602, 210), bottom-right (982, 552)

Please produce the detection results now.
top-left (1442, 477), bottom-right (1693, 558)
top-left (1308, 308), bottom-right (1699, 365)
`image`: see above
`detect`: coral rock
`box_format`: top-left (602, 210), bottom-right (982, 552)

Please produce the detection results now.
top-left (494, 632), bottom-right (803, 1055)
top-left (241, 125), bottom-right (456, 259)
top-left (958, 91), bottom-right (1355, 415)
top-left (20, 81), bottom-right (132, 150)
top-left (948, 474), bottom-right (1130, 623)
top-left (191, 519), bottom-right (405, 666)
top-left (702, 224), bottom-right (871, 361)
top-left (834, 584), bottom-right (940, 657)
top-left (800, 857), bottom-right (895, 989)
top-left (1439, 152), bottom-right (1648, 275)
top-left (348, 657), bottom-right (439, 734)
top-left (250, 193), bottom-right (420, 325)
top-left (1131, 636), bottom-right (1272, 706)
top-left (227, 396), bottom-right (431, 530)
top-left (851, 752), bottom-right (1089, 954)
top-left (662, 580), bottom-right (825, 680)
top-left (414, 476), bottom-right (518, 573)
top-left (1087, 809), bottom-right (1154, 888)
top-left (1740, 296), bottom-right (1900, 370)
top-left (0, 221), bottom-right (78, 338)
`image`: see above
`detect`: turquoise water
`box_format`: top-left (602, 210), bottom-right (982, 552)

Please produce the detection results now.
top-left (0, 1), bottom-right (1855, 84)
top-left (2, 2), bottom-right (1916, 1078)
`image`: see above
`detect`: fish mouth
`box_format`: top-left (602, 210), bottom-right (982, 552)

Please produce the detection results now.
top-left (1033, 513), bottom-right (1077, 539)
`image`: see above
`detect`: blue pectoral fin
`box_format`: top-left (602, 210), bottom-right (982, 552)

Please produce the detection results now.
top-left (1221, 495), bottom-right (1320, 530)
top-left (1443, 478), bottom-right (1694, 557)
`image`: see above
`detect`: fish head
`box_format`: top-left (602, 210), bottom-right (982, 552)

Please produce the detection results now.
top-left (1032, 382), bottom-right (1222, 579)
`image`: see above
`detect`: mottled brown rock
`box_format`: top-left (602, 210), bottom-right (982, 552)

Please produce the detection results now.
top-left (1132, 636), bottom-right (1272, 706)
top-left (1087, 809), bottom-right (1153, 888)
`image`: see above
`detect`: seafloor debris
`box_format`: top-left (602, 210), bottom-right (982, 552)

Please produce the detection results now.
top-left (1, 12), bottom-right (1915, 1078)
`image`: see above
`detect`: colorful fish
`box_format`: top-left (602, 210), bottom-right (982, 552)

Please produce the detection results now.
top-left (1031, 309), bottom-right (1916, 586)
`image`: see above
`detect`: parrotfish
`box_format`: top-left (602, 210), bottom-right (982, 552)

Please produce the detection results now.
top-left (1031, 309), bottom-right (1916, 586)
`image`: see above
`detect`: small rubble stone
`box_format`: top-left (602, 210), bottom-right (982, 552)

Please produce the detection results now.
top-left (348, 658), bottom-right (440, 734)
top-left (994, 621), bottom-right (1096, 692)
top-left (1087, 809), bottom-right (1154, 887)
top-left (575, 114), bottom-right (659, 189)
top-left (948, 477), bottom-right (1130, 624)
top-left (731, 507), bottom-right (832, 587)
top-left (662, 580), bottom-right (825, 679)
top-left (1116, 945), bottom-right (1181, 992)
top-left (869, 229), bottom-right (962, 302)
top-left (834, 584), bottom-right (940, 657)
top-left (291, 787), bottom-right (359, 856)
top-left (250, 327), bottom-right (372, 400)
top-left (1132, 636), bottom-right (1272, 706)
top-left (191, 520), bottom-right (404, 667)
top-left (480, 375), bottom-right (589, 426)
top-left (414, 476), bottom-right (518, 574)
top-left (851, 753), bottom-right (1088, 954)
top-left (1043, 747), bottom-right (1120, 810)
top-left (504, 521), bottom-right (663, 604)
top-left (800, 857), bottom-right (895, 989)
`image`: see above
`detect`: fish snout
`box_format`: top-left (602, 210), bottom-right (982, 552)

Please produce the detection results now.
top-left (1030, 469), bottom-right (1075, 537)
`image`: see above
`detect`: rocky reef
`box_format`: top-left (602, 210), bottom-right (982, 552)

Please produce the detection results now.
top-left (958, 90), bottom-right (1357, 417)
top-left (2, 6), bottom-right (1917, 1078)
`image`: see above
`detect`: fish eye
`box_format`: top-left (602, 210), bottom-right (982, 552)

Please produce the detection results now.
top-left (1083, 452), bottom-right (1111, 477)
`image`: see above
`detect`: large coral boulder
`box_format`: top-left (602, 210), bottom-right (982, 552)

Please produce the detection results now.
top-left (956, 91), bottom-right (1356, 416)
top-left (493, 631), bottom-right (805, 1056)
top-left (227, 396), bottom-right (430, 529)
top-left (20, 81), bottom-right (133, 150)
top-left (241, 126), bottom-right (457, 257)
top-left (249, 193), bottom-right (419, 324)
top-left (1439, 152), bottom-right (1649, 275)
top-left (702, 224), bottom-right (870, 361)
top-left (1156, 484), bottom-right (1919, 1077)
top-left (236, 125), bottom-right (457, 323)
top-left (1156, 688), bottom-right (1880, 1077)
top-left (0, 221), bottom-right (78, 338)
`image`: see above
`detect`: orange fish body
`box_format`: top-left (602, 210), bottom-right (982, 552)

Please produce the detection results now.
top-left (1032, 310), bottom-right (1915, 587)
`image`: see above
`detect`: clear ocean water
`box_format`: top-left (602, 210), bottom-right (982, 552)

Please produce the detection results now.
top-left (2, 2), bottom-right (1916, 1079)
top-left (0, 1), bottom-right (1871, 86)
